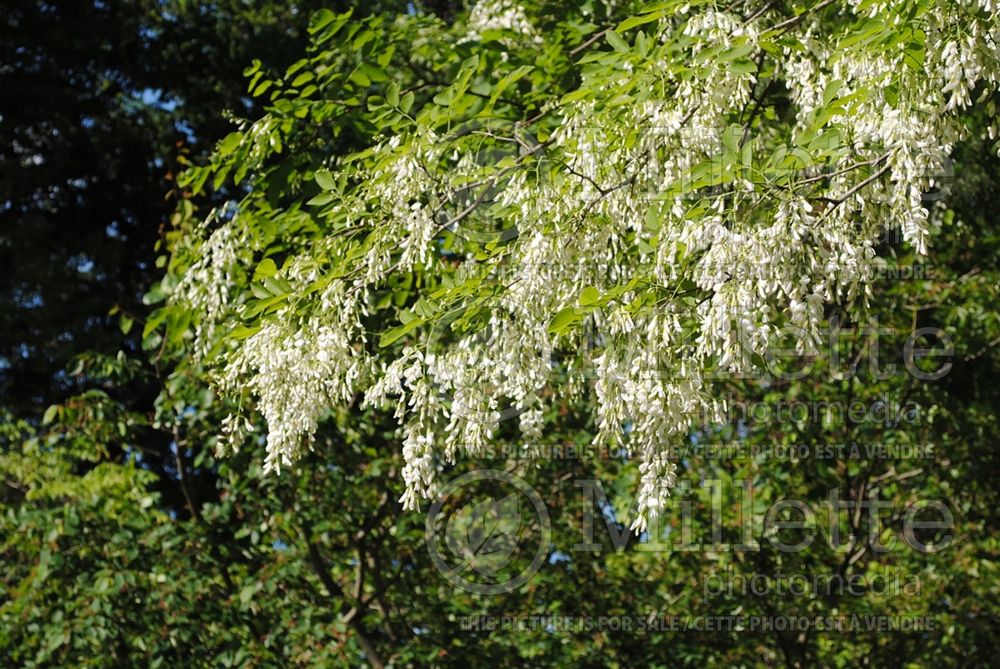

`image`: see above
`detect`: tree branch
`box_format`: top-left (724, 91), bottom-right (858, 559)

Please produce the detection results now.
top-left (304, 534), bottom-right (386, 669)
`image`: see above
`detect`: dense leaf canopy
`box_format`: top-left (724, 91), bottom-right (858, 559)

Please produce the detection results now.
top-left (168, 0), bottom-right (1000, 528)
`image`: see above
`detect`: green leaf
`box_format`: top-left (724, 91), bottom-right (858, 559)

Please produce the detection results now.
top-left (618, 13), bottom-right (663, 33)
top-left (349, 68), bottom-right (371, 88)
top-left (262, 276), bottom-right (291, 296)
top-left (308, 9), bottom-right (337, 35)
top-left (379, 317), bottom-right (425, 347)
top-left (142, 285), bottom-right (165, 306)
top-left (722, 124), bottom-right (742, 154)
top-left (253, 258), bottom-right (277, 280)
top-left (579, 286), bottom-right (601, 306)
top-left (400, 91), bottom-right (414, 114)
top-left (315, 169), bottom-right (337, 190)
top-left (307, 191), bottom-right (335, 206)
top-left (548, 307), bottom-right (582, 335)
top-left (229, 325), bottom-right (261, 340)
top-left (606, 31), bottom-right (629, 53)
top-left (252, 79), bottom-right (272, 97)
top-left (242, 59), bottom-right (261, 77)
top-left (218, 132), bottom-right (242, 157)
top-left (359, 62), bottom-right (389, 83)
top-left (822, 79), bottom-right (844, 107)
top-left (903, 41), bottom-right (925, 71)
top-left (729, 58), bottom-right (758, 74)
top-left (291, 72), bottom-right (313, 87)
top-left (489, 65), bottom-right (533, 108)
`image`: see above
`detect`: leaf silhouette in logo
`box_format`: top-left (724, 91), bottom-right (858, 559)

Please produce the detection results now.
top-left (445, 493), bottom-right (521, 577)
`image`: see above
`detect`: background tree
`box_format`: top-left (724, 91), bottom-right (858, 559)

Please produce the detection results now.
top-left (0, 0), bottom-right (423, 417)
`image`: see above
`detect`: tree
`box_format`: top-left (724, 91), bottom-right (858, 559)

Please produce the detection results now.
top-left (3, 1), bottom-right (1000, 667)
top-left (164, 0), bottom-right (1000, 529)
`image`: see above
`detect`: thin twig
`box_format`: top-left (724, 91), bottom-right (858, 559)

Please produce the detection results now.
top-left (570, 28), bottom-right (609, 57)
top-left (768, 0), bottom-right (839, 35)
top-left (818, 155), bottom-right (892, 221)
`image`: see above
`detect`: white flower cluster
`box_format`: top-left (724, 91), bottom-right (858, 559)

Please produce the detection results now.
top-left (462, 0), bottom-right (542, 46)
top-left (219, 269), bottom-right (369, 471)
top-left (176, 2), bottom-right (1000, 531)
top-left (173, 208), bottom-right (248, 359)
